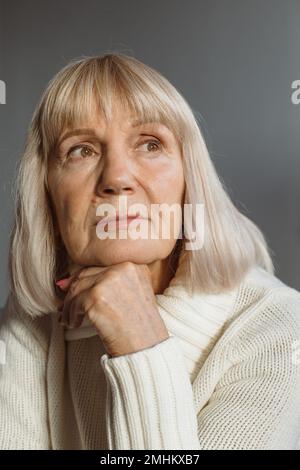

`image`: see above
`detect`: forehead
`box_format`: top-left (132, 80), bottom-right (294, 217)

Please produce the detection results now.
top-left (69, 108), bottom-right (169, 129)
top-left (57, 115), bottom-right (175, 147)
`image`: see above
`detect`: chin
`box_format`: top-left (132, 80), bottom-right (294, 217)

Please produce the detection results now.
top-left (90, 238), bottom-right (168, 266)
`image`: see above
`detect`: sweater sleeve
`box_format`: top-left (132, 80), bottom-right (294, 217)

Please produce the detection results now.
top-left (100, 292), bottom-right (300, 450)
top-left (0, 296), bottom-right (51, 449)
top-left (100, 334), bottom-right (200, 450)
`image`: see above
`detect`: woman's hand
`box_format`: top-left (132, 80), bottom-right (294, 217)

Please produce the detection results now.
top-left (56, 262), bottom-right (170, 357)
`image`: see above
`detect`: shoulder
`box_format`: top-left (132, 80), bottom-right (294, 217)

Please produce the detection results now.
top-left (0, 294), bottom-right (52, 354)
top-left (230, 265), bottom-right (300, 325)
top-left (221, 266), bottom-right (300, 363)
top-left (194, 270), bottom-right (300, 450)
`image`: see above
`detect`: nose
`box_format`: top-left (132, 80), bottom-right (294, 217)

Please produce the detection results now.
top-left (95, 153), bottom-right (136, 197)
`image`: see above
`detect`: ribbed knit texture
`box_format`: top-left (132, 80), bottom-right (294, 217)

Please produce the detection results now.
top-left (0, 264), bottom-right (300, 450)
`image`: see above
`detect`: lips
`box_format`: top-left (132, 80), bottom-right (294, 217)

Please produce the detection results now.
top-left (95, 212), bottom-right (146, 228)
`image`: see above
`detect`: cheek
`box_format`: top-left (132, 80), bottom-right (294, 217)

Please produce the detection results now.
top-left (144, 164), bottom-right (185, 237)
top-left (48, 172), bottom-right (90, 223)
top-left (150, 163), bottom-right (185, 204)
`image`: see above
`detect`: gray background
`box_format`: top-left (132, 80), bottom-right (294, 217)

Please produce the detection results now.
top-left (0, 0), bottom-right (299, 307)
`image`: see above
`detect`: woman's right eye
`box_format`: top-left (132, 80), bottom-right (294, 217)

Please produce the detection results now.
top-left (66, 145), bottom-right (98, 159)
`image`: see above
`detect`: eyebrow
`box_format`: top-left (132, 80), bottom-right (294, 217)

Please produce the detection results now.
top-left (57, 129), bottom-right (98, 148)
top-left (56, 121), bottom-right (165, 148)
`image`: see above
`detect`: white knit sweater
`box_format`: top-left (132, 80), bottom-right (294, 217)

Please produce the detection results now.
top-left (0, 262), bottom-right (300, 450)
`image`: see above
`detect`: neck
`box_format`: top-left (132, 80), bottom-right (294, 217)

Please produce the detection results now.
top-left (147, 253), bottom-right (179, 295)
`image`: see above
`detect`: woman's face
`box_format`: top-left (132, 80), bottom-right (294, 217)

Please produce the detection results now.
top-left (47, 103), bottom-right (185, 269)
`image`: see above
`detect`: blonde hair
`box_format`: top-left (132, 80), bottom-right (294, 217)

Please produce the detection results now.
top-left (7, 52), bottom-right (275, 318)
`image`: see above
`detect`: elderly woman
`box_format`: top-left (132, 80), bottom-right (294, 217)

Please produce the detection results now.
top-left (0, 53), bottom-right (300, 450)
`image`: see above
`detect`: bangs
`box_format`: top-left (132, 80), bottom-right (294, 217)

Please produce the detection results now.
top-left (37, 55), bottom-right (185, 159)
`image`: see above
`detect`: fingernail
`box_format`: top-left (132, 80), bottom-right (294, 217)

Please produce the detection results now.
top-left (55, 277), bottom-right (72, 289)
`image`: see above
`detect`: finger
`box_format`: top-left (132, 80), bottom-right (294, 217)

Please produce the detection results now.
top-left (72, 265), bottom-right (109, 282)
top-left (56, 266), bottom-right (108, 291)
top-left (68, 297), bottom-right (86, 328)
top-left (67, 287), bottom-right (95, 328)
top-left (60, 269), bottom-right (108, 326)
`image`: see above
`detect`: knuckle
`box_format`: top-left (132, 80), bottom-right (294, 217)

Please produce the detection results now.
top-left (90, 284), bottom-right (105, 304)
top-left (125, 260), bottom-right (134, 270)
top-left (87, 306), bottom-right (97, 324)
top-left (107, 270), bottom-right (119, 281)
top-left (69, 279), bottom-right (79, 294)
top-left (142, 264), bottom-right (151, 277)
top-left (76, 268), bottom-right (88, 279)
top-left (123, 261), bottom-right (136, 274)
